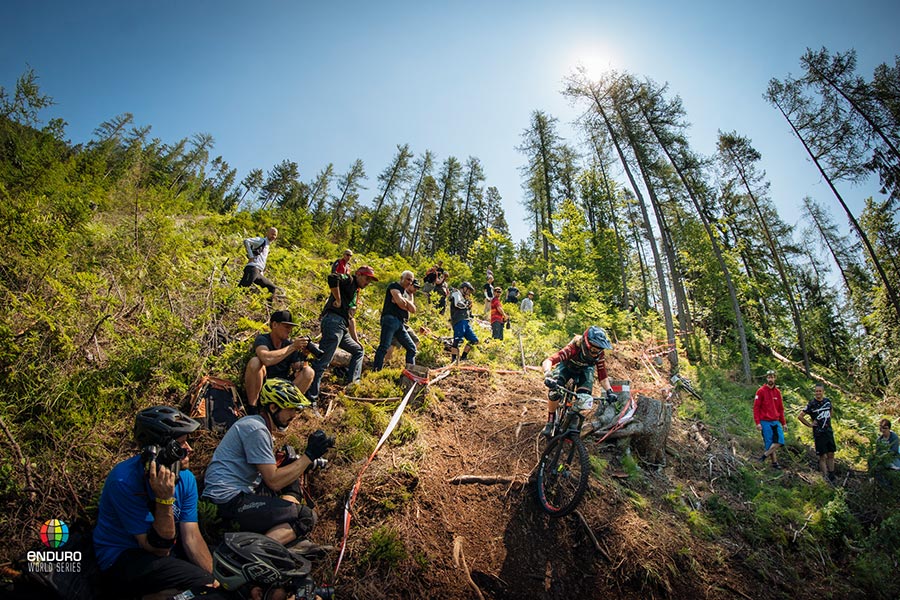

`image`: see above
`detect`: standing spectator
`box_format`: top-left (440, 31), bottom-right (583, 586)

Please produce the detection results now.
top-left (386, 278), bottom-right (422, 364)
top-left (506, 281), bottom-right (520, 304)
top-left (798, 383), bottom-right (837, 483)
top-left (373, 271), bottom-right (418, 370)
top-left (203, 379), bottom-right (333, 546)
top-left (244, 310), bottom-right (315, 411)
top-left (483, 274), bottom-right (494, 318)
top-left (433, 270), bottom-right (450, 314)
top-left (876, 419), bottom-right (900, 470)
top-left (490, 286), bottom-right (508, 340)
top-left (306, 266), bottom-right (377, 403)
top-left (422, 260), bottom-right (444, 295)
top-left (754, 369), bottom-right (786, 469)
top-left (239, 227), bottom-right (280, 301)
top-left (449, 282), bottom-right (478, 361)
top-left (520, 290), bottom-right (535, 313)
top-left (93, 407), bottom-right (215, 597)
top-left (331, 249), bottom-right (353, 275)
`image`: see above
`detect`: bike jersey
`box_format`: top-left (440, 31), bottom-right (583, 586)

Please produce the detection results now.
top-left (803, 397), bottom-right (833, 433)
top-left (547, 335), bottom-right (608, 382)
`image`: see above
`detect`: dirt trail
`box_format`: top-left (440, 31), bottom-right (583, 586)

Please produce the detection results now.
top-left (310, 349), bottom-right (769, 600)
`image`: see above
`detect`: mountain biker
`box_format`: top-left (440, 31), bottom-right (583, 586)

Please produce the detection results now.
top-left (171, 532), bottom-right (331, 600)
top-left (93, 406), bottom-right (216, 597)
top-left (449, 281), bottom-right (478, 361)
top-left (203, 378), bottom-right (334, 547)
top-left (540, 326), bottom-right (618, 437)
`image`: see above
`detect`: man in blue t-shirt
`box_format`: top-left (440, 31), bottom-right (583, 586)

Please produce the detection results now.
top-left (203, 378), bottom-right (334, 546)
top-left (93, 406), bottom-right (215, 597)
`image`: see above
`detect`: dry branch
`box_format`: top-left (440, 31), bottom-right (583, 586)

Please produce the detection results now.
top-left (449, 475), bottom-right (522, 486)
top-left (0, 415), bottom-right (36, 501)
top-left (453, 537), bottom-right (485, 600)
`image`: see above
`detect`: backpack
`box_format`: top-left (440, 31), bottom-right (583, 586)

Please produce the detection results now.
top-left (187, 375), bottom-right (245, 433)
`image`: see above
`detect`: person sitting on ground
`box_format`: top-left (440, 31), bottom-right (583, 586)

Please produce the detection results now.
top-left (754, 369), bottom-right (786, 470)
top-left (306, 266), bottom-right (377, 404)
top-left (244, 310), bottom-right (315, 412)
top-left (203, 379), bottom-right (334, 547)
top-left (373, 271), bottom-right (418, 371)
top-left (506, 281), bottom-right (520, 304)
top-left (239, 227), bottom-right (281, 301)
top-left (490, 285), bottom-right (508, 340)
top-left (449, 282), bottom-right (478, 361)
top-left (93, 406), bottom-right (216, 597)
top-left (331, 249), bottom-right (353, 275)
top-left (540, 326), bottom-right (617, 437)
top-left (520, 290), bottom-right (535, 313)
top-left (877, 418), bottom-right (900, 470)
top-left (798, 383), bottom-right (837, 483)
top-left (482, 274), bottom-right (494, 318)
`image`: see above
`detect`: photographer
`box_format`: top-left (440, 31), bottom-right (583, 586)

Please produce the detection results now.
top-left (203, 379), bottom-right (334, 547)
top-left (238, 227), bottom-right (281, 301)
top-left (93, 406), bottom-right (216, 597)
top-left (244, 310), bottom-right (319, 412)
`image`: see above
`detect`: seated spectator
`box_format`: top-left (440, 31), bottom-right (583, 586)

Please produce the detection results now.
top-left (877, 418), bottom-right (900, 470)
top-left (244, 310), bottom-right (315, 411)
top-left (93, 406), bottom-right (215, 597)
top-left (203, 379), bottom-right (334, 546)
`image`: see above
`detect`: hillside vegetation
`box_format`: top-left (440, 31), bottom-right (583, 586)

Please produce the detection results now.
top-left (1, 60), bottom-right (899, 599)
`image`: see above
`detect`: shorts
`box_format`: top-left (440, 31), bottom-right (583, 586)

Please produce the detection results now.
top-left (217, 485), bottom-right (316, 538)
top-left (760, 420), bottom-right (785, 450)
top-left (549, 363), bottom-right (594, 395)
top-left (813, 430), bottom-right (836, 455)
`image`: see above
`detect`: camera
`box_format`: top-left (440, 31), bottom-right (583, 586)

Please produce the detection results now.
top-left (142, 439), bottom-right (188, 478)
top-left (290, 575), bottom-right (334, 600)
top-left (301, 336), bottom-right (325, 360)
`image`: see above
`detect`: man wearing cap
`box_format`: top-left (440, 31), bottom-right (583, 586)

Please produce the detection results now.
top-left (244, 310), bottom-right (315, 411)
top-left (239, 227), bottom-right (281, 301)
top-left (490, 286), bottom-right (508, 340)
top-left (306, 266), bottom-right (378, 403)
top-left (520, 291), bottom-right (535, 313)
top-left (331, 249), bottom-right (353, 275)
top-left (386, 277), bottom-right (422, 364)
top-left (373, 271), bottom-right (418, 370)
top-left (754, 370), bottom-right (787, 469)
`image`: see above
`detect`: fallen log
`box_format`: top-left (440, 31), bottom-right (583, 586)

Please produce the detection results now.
top-left (449, 475), bottom-right (522, 486)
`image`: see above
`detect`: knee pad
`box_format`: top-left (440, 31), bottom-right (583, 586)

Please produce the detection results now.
top-left (290, 505), bottom-right (317, 539)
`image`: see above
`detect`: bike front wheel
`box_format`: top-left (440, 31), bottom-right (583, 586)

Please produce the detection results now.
top-left (536, 433), bottom-right (590, 517)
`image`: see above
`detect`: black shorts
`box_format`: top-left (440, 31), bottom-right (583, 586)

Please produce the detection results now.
top-left (217, 483), bottom-right (316, 538)
top-left (813, 430), bottom-right (836, 455)
top-left (103, 547), bottom-right (214, 597)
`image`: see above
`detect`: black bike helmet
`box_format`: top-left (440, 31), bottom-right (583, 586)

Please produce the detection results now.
top-left (580, 326), bottom-right (612, 355)
top-left (259, 378), bottom-right (310, 411)
top-left (213, 532), bottom-right (311, 591)
top-left (134, 406), bottom-right (200, 446)
top-left (460, 281), bottom-right (475, 291)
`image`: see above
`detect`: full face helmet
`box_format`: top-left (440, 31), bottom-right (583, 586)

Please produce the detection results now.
top-left (213, 532), bottom-right (311, 594)
top-left (580, 326), bottom-right (612, 356)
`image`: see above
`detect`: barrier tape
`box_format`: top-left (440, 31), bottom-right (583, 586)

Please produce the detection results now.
top-left (333, 378), bottom-right (419, 577)
top-left (593, 394), bottom-right (639, 443)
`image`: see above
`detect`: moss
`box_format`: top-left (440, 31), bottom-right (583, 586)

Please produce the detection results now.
top-left (363, 526), bottom-right (407, 570)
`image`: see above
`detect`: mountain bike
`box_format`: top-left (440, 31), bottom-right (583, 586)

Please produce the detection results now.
top-left (535, 381), bottom-right (592, 517)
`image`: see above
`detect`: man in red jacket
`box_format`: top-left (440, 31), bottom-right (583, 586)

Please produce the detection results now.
top-left (754, 369), bottom-right (786, 469)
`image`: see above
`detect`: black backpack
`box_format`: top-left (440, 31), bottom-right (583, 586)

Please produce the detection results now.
top-left (187, 375), bottom-right (245, 433)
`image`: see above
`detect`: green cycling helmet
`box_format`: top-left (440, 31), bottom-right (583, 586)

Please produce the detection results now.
top-left (260, 378), bottom-right (310, 410)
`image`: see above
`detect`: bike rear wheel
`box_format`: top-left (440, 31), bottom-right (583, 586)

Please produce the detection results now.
top-left (536, 433), bottom-right (590, 517)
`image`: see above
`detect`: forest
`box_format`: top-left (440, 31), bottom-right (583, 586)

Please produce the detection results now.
top-left (0, 47), bottom-right (898, 599)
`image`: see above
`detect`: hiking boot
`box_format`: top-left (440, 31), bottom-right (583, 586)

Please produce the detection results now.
top-left (541, 422), bottom-right (555, 437)
top-left (289, 540), bottom-right (334, 561)
top-left (757, 453), bottom-right (767, 462)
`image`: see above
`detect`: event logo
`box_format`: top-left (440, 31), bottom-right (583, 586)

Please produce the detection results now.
top-left (27, 519), bottom-right (81, 574)
top-left (40, 519), bottom-right (69, 549)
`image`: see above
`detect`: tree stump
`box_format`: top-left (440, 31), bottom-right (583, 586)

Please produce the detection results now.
top-left (593, 395), bottom-right (673, 466)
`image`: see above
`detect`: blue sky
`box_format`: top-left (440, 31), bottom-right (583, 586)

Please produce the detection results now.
top-left (2, 0), bottom-right (898, 247)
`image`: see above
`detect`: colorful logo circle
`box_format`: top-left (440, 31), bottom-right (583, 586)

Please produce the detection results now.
top-left (39, 519), bottom-right (69, 549)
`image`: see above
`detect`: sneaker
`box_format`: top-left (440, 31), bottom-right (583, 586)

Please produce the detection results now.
top-left (827, 472), bottom-right (837, 484)
top-left (757, 453), bottom-right (767, 462)
top-left (541, 422), bottom-right (555, 437)
top-left (772, 462), bottom-right (783, 470)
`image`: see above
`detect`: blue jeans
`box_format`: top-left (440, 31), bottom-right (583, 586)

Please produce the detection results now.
top-left (374, 314), bottom-right (416, 370)
top-left (307, 312), bottom-right (364, 401)
top-left (452, 320), bottom-right (479, 345)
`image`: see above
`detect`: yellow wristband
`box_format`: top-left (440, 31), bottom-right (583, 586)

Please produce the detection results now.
top-left (155, 497), bottom-right (175, 505)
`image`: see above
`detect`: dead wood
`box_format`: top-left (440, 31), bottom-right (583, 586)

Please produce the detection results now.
top-left (453, 536), bottom-right (485, 600)
top-left (449, 475), bottom-right (522, 486)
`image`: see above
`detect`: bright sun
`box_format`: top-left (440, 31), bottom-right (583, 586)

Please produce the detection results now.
top-left (565, 42), bottom-right (620, 77)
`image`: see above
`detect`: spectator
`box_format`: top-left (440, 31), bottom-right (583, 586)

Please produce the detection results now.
top-left (331, 249), bottom-right (353, 275)
top-left (93, 407), bottom-right (215, 597)
top-left (386, 278), bottom-right (422, 364)
top-left (877, 418), bottom-right (900, 470)
top-left (244, 310), bottom-right (315, 411)
top-left (373, 271), bottom-right (418, 370)
top-left (422, 260), bottom-right (444, 295)
top-left (433, 270), bottom-right (450, 315)
top-left (306, 266), bottom-right (377, 403)
top-left (520, 290), bottom-right (535, 313)
top-left (482, 274), bottom-right (494, 318)
top-left (506, 281), bottom-right (520, 304)
top-left (203, 379), bottom-right (334, 546)
top-left (798, 383), bottom-right (837, 483)
top-left (754, 369), bottom-right (786, 469)
top-left (239, 227), bottom-right (281, 301)
top-left (490, 286), bottom-right (508, 340)
top-left (449, 282), bottom-right (478, 361)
